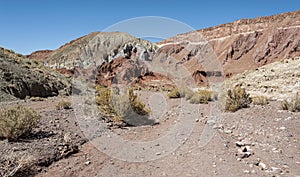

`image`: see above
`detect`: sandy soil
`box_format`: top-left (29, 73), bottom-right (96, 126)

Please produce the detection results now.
top-left (1, 91), bottom-right (298, 177)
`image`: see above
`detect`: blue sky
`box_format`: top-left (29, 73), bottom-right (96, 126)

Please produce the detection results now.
top-left (0, 0), bottom-right (299, 54)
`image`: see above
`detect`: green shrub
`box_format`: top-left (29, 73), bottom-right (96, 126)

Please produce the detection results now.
top-left (56, 100), bottom-right (72, 110)
top-left (252, 96), bottom-right (269, 105)
top-left (281, 93), bottom-right (300, 112)
top-left (96, 87), bottom-right (150, 122)
top-left (225, 86), bottom-right (252, 112)
top-left (0, 105), bottom-right (41, 140)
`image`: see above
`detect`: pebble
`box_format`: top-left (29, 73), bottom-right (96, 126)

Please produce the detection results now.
top-left (258, 162), bottom-right (267, 170)
top-left (224, 129), bottom-right (232, 134)
top-left (279, 127), bottom-right (286, 130)
top-left (85, 161), bottom-right (91, 165)
top-left (284, 117), bottom-right (292, 121)
top-left (236, 141), bottom-right (245, 147)
top-left (243, 170), bottom-right (250, 174)
top-left (206, 120), bottom-right (216, 125)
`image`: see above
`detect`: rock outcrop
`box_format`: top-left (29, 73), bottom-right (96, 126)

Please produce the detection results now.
top-left (159, 10), bottom-right (300, 77)
top-left (0, 47), bottom-right (71, 101)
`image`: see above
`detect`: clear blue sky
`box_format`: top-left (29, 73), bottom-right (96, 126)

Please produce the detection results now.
top-left (0, 0), bottom-right (299, 54)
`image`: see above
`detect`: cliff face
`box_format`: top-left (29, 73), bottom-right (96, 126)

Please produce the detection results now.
top-left (28, 10), bottom-right (300, 87)
top-left (159, 10), bottom-right (300, 77)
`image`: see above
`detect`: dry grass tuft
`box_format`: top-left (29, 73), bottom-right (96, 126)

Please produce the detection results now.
top-left (56, 100), bottom-right (72, 110)
top-left (225, 86), bottom-right (252, 112)
top-left (0, 150), bottom-right (35, 177)
top-left (281, 93), bottom-right (300, 112)
top-left (0, 105), bottom-right (41, 140)
top-left (252, 96), bottom-right (269, 105)
top-left (96, 86), bottom-right (150, 122)
top-left (189, 90), bottom-right (215, 104)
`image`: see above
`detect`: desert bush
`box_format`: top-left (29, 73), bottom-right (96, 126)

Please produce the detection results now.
top-left (189, 90), bottom-right (214, 104)
top-left (281, 93), bottom-right (300, 112)
top-left (167, 88), bottom-right (182, 98)
top-left (0, 150), bottom-right (35, 177)
top-left (128, 89), bottom-right (150, 115)
top-left (96, 87), bottom-right (150, 122)
top-left (56, 100), bottom-right (72, 110)
top-left (225, 86), bottom-right (252, 112)
top-left (0, 105), bottom-right (41, 140)
top-left (168, 87), bottom-right (194, 99)
top-left (252, 96), bottom-right (269, 105)
top-left (184, 88), bottom-right (195, 100)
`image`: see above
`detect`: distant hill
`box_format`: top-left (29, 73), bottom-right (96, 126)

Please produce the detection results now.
top-left (28, 10), bottom-right (300, 87)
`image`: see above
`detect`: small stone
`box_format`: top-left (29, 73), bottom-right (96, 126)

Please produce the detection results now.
top-left (244, 170), bottom-right (250, 174)
top-left (258, 162), bottom-right (267, 170)
top-left (279, 127), bottom-right (286, 130)
top-left (282, 164), bottom-right (289, 169)
top-left (85, 161), bottom-right (91, 165)
top-left (224, 129), bottom-right (232, 134)
top-left (236, 141), bottom-right (245, 147)
top-left (285, 117), bottom-right (292, 121)
top-left (156, 152), bottom-right (162, 155)
top-left (270, 167), bottom-right (279, 172)
top-left (206, 120), bottom-right (216, 125)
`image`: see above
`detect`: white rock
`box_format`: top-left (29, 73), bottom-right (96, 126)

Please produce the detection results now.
top-left (258, 162), bottom-right (267, 170)
top-left (243, 170), bottom-right (250, 174)
top-left (236, 141), bottom-right (245, 147)
top-left (279, 127), bottom-right (286, 130)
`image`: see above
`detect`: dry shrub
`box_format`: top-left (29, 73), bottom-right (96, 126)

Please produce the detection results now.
top-left (56, 100), bottom-right (72, 110)
top-left (0, 105), bottom-right (41, 140)
top-left (225, 86), bottom-right (252, 112)
top-left (0, 150), bottom-right (35, 177)
top-left (189, 90), bottom-right (214, 104)
top-left (96, 87), bottom-right (150, 122)
top-left (168, 87), bottom-right (194, 99)
top-left (281, 93), bottom-right (300, 112)
top-left (167, 88), bottom-right (182, 98)
top-left (252, 96), bottom-right (269, 105)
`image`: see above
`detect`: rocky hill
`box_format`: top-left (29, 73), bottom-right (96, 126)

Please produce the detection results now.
top-left (0, 47), bottom-right (71, 102)
top-left (159, 10), bottom-right (300, 78)
top-left (28, 10), bottom-right (300, 88)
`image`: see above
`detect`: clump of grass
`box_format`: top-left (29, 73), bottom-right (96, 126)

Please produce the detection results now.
top-left (0, 150), bottom-right (35, 177)
top-left (252, 96), bottom-right (269, 105)
top-left (168, 87), bottom-right (194, 99)
top-left (281, 93), bottom-right (300, 112)
top-left (128, 89), bottom-right (150, 115)
top-left (0, 105), bottom-right (41, 140)
top-left (184, 88), bottom-right (195, 100)
top-left (96, 87), bottom-right (150, 122)
top-left (167, 88), bottom-right (182, 98)
top-left (56, 100), bottom-right (72, 110)
top-left (189, 90), bottom-right (215, 104)
top-left (225, 86), bottom-right (252, 112)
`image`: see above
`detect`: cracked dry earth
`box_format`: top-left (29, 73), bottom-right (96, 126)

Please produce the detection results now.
top-left (1, 91), bottom-right (299, 177)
